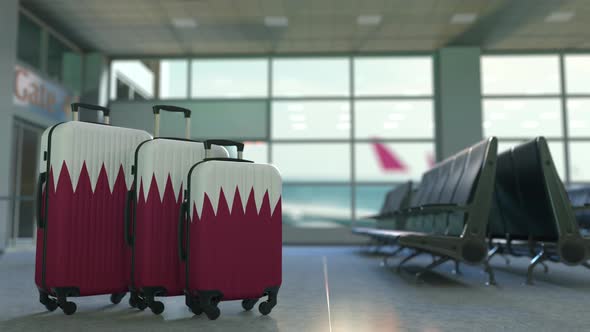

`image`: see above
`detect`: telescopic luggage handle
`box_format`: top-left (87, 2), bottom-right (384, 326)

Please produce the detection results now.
top-left (152, 105), bottom-right (191, 139)
top-left (204, 139), bottom-right (244, 159)
top-left (177, 201), bottom-right (188, 261)
top-left (36, 172), bottom-right (46, 228)
top-left (71, 103), bottom-right (111, 124)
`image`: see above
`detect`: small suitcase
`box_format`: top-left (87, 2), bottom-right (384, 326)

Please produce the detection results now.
top-left (178, 140), bottom-right (282, 320)
top-left (125, 106), bottom-right (228, 314)
top-left (35, 103), bottom-right (152, 315)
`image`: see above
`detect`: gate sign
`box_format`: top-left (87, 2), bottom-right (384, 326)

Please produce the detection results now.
top-left (13, 64), bottom-right (75, 122)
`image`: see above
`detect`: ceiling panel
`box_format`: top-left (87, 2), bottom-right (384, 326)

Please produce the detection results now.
top-left (19, 0), bottom-right (590, 56)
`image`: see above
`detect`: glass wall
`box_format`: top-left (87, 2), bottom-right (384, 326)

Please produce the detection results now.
top-left (16, 9), bottom-right (82, 94)
top-left (564, 55), bottom-right (590, 183)
top-left (109, 55), bottom-right (435, 229)
top-left (17, 13), bottom-right (42, 70)
top-left (481, 55), bottom-right (567, 179)
top-left (482, 53), bottom-right (590, 184)
top-left (16, 11), bottom-right (81, 92)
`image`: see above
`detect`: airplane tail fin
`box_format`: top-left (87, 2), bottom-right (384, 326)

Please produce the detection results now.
top-left (371, 141), bottom-right (407, 172)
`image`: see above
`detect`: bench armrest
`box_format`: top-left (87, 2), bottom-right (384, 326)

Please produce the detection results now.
top-left (413, 203), bottom-right (468, 214)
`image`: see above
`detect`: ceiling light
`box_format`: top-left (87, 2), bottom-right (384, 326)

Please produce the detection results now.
top-left (264, 16), bottom-right (288, 27)
top-left (545, 11), bottom-right (574, 23)
top-left (357, 15), bottom-right (382, 26)
top-left (171, 18), bottom-right (197, 29)
top-left (450, 13), bottom-right (477, 24)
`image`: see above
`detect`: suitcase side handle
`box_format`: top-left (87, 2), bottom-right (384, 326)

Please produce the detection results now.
top-left (178, 200), bottom-right (188, 261)
top-left (152, 105), bottom-right (191, 139)
top-left (124, 190), bottom-right (134, 246)
top-left (71, 103), bottom-right (111, 124)
top-left (204, 139), bottom-right (244, 159)
top-left (36, 172), bottom-right (46, 228)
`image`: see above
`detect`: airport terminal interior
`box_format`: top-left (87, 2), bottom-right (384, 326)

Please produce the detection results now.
top-left (1, 0), bottom-right (590, 331)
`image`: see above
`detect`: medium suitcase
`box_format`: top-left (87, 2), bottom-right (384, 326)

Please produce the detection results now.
top-left (178, 140), bottom-right (282, 320)
top-left (125, 105), bottom-right (228, 314)
top-left (35, 103), bottom-right (152, 315)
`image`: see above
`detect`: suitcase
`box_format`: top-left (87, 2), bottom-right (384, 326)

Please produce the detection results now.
top-left (178, 140), bottom-right (282, 320)
top-left (125, 105), bottom-right (228, 315)
top-left (35, 103), bottom-right (152, 315)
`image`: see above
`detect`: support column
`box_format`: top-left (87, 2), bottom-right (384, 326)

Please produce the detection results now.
top-left (0, 0), bottom-right (20, 252)
top-left (435, 47), bottom-right (483, 160)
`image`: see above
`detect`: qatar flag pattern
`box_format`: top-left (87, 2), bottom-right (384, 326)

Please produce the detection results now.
top-left (35, 121), bottom-right (151, 296)
top-left (186, 160), bottom-right (282, 300)
top-left (131, 139), bottom-right (228, 296)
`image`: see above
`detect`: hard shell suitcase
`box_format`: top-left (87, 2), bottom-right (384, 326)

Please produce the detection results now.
top-left (178, 140), bottom-right (282, 320)
top-left (125, 106), bottom-right (228, 314)
top-left (35, 103), bottom-right (152, 315)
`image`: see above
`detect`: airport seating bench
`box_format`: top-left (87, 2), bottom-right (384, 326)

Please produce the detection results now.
top-left (395, 137), bottom-right (498, 284)
top-left (488, 137), bottom-right (590, 284)
top-left (353, 138), bottom-right (499, 284)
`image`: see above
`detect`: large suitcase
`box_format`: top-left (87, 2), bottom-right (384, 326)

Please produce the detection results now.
top-left (35, 103), bottom-right (152, 315)
top-left (125, 106), bottom-right (228, 314)
top-left (178, 140), bottom-right (282, 320)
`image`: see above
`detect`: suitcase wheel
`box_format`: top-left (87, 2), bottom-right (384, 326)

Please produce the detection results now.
top-left (61, 301), bottom-right (77, 315)
top-left (44, 300), bottom-right (59, 312)
top-left (39, 291), bottom-right (58, 312)
top-left (110, 293), bottom-right (126, 305)
top-left (190, 303), bottom-right (203, 315)
top-left (129, 293), bottom-right (140, 308)
top-left (258, 301), bottom-right (272, 316)
top-left (203, 306), bottom-right (220, 320)
top-left (137, 299), bottom-right (148, 311)
top-left (149, 301), bottom-right (165, 315)
top-left (186, 295), bottom-right (202, 315)
top-left (241, 299), bottom-right (258, 311)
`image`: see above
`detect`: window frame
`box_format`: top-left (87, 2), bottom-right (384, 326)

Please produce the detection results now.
top-left (107, 53), bottom-right (436, 225)
top-left (481, 51), bottom-right (590, 185)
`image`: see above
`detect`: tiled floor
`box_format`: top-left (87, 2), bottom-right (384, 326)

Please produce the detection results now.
top-left (1, 246), bottom-right (589, 332)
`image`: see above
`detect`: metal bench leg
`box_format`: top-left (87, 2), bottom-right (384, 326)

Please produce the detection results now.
top-left (381, 246), bottom-right (405, 267)
top-left (452, 260), bottom-right (462, 275)
top-left (416, 256), bottom-right (450, 280)
top-left (396, 250), bottom-right (422, 273)
top-left (500, 254), bottom-right (510, 265)
top-left (540, 261), bottom-right (549, 273)
top-left (487, 245), bottom-right (510, 265)
top-left (487, 245), bottom-right (499, 261)
top-left (526, 250), bottom-right (547, 285)
top-left (483, 260), bottom-right (497, 286)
